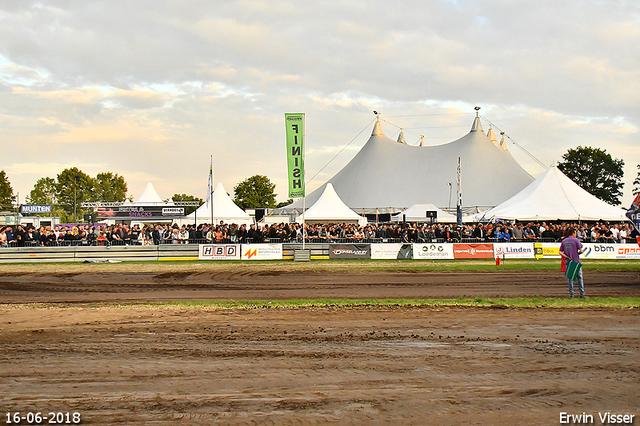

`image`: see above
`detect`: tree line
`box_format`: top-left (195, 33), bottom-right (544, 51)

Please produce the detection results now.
top-left (0, 169), bottom-right (289, 223)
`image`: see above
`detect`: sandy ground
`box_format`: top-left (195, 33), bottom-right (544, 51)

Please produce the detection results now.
top-left (1, 269), bottom-right (639, 425)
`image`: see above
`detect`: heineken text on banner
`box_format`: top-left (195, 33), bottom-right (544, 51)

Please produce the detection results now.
top-left (285, 113), bottom-right (305, 198)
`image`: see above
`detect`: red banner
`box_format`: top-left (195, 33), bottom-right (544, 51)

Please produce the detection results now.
top-left (453, 243), bottom-right (494, 259)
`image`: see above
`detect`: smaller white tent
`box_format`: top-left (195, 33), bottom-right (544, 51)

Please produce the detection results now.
top-left (391, 204), bottom-right (457, 223)
top-left (182, 182), bottom-right (253, 225)
top-left (134, 182), bottom-right (167, 205)
top-left (296, 183), bottom-right (367, 225)
top-left (481, 166), bottom-right (627, 221)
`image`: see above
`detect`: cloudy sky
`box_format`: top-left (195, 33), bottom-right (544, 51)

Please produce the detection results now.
top-left (1, 0), bottom-right (638, 208)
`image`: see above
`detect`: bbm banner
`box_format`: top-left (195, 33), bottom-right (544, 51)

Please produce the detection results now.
top-left (285, 113), bottom-right (305, 198)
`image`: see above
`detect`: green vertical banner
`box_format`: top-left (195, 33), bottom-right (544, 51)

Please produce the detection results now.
top-left (285, 113), bottom-right (305, 198)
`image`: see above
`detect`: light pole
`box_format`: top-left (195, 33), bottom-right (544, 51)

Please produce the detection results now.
top-left (448, 182), bottom-right (452, 213)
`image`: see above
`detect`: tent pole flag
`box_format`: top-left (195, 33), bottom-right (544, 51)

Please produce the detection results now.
top-left (285, 113), bottom-right (306, 248)
top-left (627, 192), bottom-right (640, 246)
top-left (456, 157), bottom-right (462, 227)
top-left (209, 155), bottom-right (214, 226)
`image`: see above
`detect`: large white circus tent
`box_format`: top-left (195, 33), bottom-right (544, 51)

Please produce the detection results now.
top-left (391, 203), bottom-right (457, 223)
top-left (480, 166), bottom-right (627, 221)
top-left (182, 182), bottom-right (253, 225)
top-left (296, 183), bottom-right (367, 226)
top-left (285, 114), bottom-right (534, 215)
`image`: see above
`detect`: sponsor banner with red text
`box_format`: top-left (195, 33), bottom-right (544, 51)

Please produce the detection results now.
top-left (453, 243), bottom-right (494, 259)
top-left (614, 244), bottom-right (640, 259)
top-left (412, 243), bottom-right (454, 260)
top-left (493, 243), bottom-right (535, 259)
top-left (199, 244), bottom-right (240, 260)
top-left (329, 244), bottom-right (371, 259)
top-left (241, 244), bottom-right (283, 260)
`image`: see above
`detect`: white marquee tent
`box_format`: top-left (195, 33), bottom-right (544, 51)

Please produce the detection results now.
top-left (480, 166), bottom-right (627, 221)
top-left (285, 114), bottom-right (534, 214)
top-left (131, 182), bottom-right (170, 205)
top-left (296, 183), bottom-right (367, 225)
top-left (391, 203), bottom-right (457, 223)
top-left (181, 182), bottom-right (253, 225)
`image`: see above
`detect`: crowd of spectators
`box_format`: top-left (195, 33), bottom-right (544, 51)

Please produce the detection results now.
top-left (0, 220), bottom-right (637, 247)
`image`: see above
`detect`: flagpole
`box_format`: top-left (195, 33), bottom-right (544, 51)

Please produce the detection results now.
top-left (456, 157), bottom-right (462, 227)
top-left (302, 114), bottom-right (306, 251)
top-left (210, 155), bottom-right (214, 228)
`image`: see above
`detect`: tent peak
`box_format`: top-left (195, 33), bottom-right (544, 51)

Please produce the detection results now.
top-left (499, 131), bottom-right (509, 152)
top-left (487, 127), bottom-right (499, 147)
top-left (371, 120), bottom-right (384, 136)
top-left (397, 129), bottom-right (407, 144)
top-left (471, 106), bottom-right (483, 133)
top-left (470, 116), bottom-right (484, 133)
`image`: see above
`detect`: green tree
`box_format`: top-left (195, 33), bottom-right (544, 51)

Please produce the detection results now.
top-left (27, 177), bottom-right (58, 205)
top-left (277, 199), bottom-right (294, 208)
top-left (26, 177), bottom-right (66, 218)
top-left (633, 164), bottom-right (640, 196)
top-left (557, 146), bottom-right (625, 206)
top-left (233, 175), bottom-right (277, 209)
top-left (172, 194), bottom-right (204, 215)
top-left (93, 172), bottom-right (128, 202)
top-left (56, 168), bottom-right (93, 222)
top-left (0, 170), bottom-right (14, 210)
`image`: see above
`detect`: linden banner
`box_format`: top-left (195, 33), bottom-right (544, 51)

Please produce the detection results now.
top-left (285, 113), bottom-right (305, 198)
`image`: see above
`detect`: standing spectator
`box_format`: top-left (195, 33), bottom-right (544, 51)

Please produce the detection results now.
top-left (14, 225), bottom-right (27, 246)
top-left (512, 223), bottom-right (524, 241)
top-left (559, 227), bottom-right (586, 298)
top-left (0, 227), bottom-right (7, 247)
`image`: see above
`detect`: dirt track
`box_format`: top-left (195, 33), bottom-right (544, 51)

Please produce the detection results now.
top-left (1, 269), bottom-right (639, 425)
top-left (1, 270), bottom-right (639, 303)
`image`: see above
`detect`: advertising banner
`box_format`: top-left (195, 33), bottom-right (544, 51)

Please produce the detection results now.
top-left (329, 244), bottom-right (371, 259)
top-left (580, 243), bottom-right (640, 259)
top-left (412, 243), bottom-right (454, 260)
top-left (539, 243), bottom-right (561, 259)
top-left (540, 242), bottom-right (640, 259)
top-left (453, 243), bottom-right (494, 259)
top-left (199, 244), bottom-right (241, 260)
top-left (97, 206), bottom-right (185, 219)
top-left (21, 204), bottom-right (52, 214)
top-left (493, 243), bottom-right (535, 259)
top-left (580, 243), bottom-right (617, 259)
top-left (241, 244), bottom-right (283, 260)
top-left (614, 244), bottom-right (640, 259)
top-left (371, 244), bottom-right (412, 259)
top-left (285, 113), bottom-right (305, 198)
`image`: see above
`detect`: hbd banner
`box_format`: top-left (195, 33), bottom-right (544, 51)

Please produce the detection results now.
top-left (199, 244), bottom-right (240, 260)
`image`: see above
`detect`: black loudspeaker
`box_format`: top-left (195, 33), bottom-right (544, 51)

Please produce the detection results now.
top-left (255, 208), bottom-right (265, 221)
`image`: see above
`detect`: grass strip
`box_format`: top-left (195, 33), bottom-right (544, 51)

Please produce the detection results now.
top-left (3, 297), bottom-right (639, 310)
